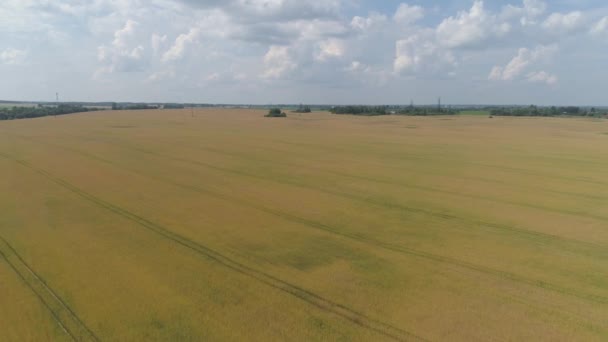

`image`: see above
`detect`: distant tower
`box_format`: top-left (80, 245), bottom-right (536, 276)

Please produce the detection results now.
top-left (410, 99), bottom-right (414, 108)
top-left (438, 97), bottom-right (442, 112)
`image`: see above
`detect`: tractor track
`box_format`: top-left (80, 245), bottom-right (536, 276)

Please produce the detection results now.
top-left (169, 141), bottom-right (608, 222)
top-left (0, 152), bottom-right (424, 342)
top-left (273, 139), bottom-right (608, 188)
top-left (61, 134), bottom-right (606, 253)
top-left (6, 138), bottom-right (608, 305)
top-left (0, 237), bottom-right (99, 342)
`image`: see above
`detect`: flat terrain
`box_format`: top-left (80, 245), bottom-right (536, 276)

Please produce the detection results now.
top-left (0, 109), bottom-right (607, 341)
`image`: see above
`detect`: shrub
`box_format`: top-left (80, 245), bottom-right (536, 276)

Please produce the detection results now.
top-left (265, 108), bottom-right (287, 118)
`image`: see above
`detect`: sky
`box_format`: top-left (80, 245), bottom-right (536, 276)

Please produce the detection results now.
top-left (1, 0), bottom-right (608, 105)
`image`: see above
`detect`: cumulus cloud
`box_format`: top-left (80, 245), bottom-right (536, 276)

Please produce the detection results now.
top-left (147, 69), bottom-right (176, 82)
top-left (151, 34), bottom-right (168, 54)
top-left (96, 20), bottom-right (146, 76)
top-left (200, 71), bottom-right (248, 86)
top-left (112, 19), bottom-right (138, 49)
top-left (502, 0), bottom-right (547, 26)
top-left (542, 11), bottom-right (585, 34)
top-left (489, 45), bottom-right (557, 83)
top-left (2, 0), bottom-right (608, 104)
top-left (590, 17), bottom-right (608, 36)
top-left (0, 48), bottom-right (27, 65)
top-left (262, 45), bottom-right (297, 79)
top-left (162, 28), bottom-right (201, 62)
top-left (176, 0), bottom-right (344, 22)
top-left (521, 0), bottom-right (547, 19)
top-left (393, 4), bottom-right (424, 24)
top-left (315, 39), bottom-right (345, 61)
top-left (394, 32), bottom-right (456, 74)
top-left (436, 1), bottom-right (510, 49)
top-left (234, 0), bottom-right (342, 21)
top-left (351, 13), bottom-right (388, 31)
top-left (527, 71), bottom-right (558, 85)
top-left (345, 61), bottom-right (391, 86)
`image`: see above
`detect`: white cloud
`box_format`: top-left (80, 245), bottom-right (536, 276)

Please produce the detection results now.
top-left (315, 39), bottom-right (345, 61)
top-left (2, 0), bottom-right (608, 104)
top-left (199, 71), bottom-right (249, 86)
top-left (151, 34), bottom-right (168, 54)
top-left (394, 32), bottom-right (456, 74)
top-left (95, 20), bottom-right (146, 76)
top-left (147, 69), bottom-right (176, 82)
top-left (522, 0), bottom-right (547, 18)
top-left (488, 66), bottom-right (504, 81)
top-left (489, 45), bottom-right (557, 82)
top-left (393, 4), bottom-right (424, 24)
top-left (436, 1), bottom-right (510, 49)
top-left (162, 28), bottom-right (201, 62)
top-left (502, 0), bottom-right (547, 26)
top-left (346, 61), bottom-right (364, 72)
top-left (205, 73), bottom-right (221, 82)
top-left (527, 71), bottom-right (558, 85)
top-left (351, 13), bottom-right (388, 31)
top-left (590, 16), bottom-right (608, 36)
top-left (345, 61), bottom-right (391, 86)
top-left (112, 19), bottom-right (138, 49)
top-left (262, 45), bottom-right (297, 79)
top-left (224, 0), bottom-right (343, 21)
top-left (0, 48), bottom-right (27, 65)
top-left (542, 11), bottom-right (585, 34)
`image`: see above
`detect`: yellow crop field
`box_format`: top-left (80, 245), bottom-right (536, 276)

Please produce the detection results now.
top-left (0, 109), bottom-right (607, 341)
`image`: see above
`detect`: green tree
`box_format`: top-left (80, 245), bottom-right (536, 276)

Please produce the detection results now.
top-left (266, 108), bottom-right (286, 117)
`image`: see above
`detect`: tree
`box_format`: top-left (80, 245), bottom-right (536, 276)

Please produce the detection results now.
top-left (294, 104), bottom-right (312, 113)
top-left (265, 108), bottom-right (287, 117)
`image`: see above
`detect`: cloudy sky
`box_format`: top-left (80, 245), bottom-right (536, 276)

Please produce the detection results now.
top-left (1, 0), bottom-right (608, 105)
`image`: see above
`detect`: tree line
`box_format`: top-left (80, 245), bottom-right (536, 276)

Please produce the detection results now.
top-left (111, 103), bottom-right (159, 110)
top-left (330, 105), bottom-right (457, 116)
top-left (490, 106), bottom-right (607, 117)
top-left (0, 104), bottom-right (99, 121)
top-left (292, 104), bottom-right (312, 113)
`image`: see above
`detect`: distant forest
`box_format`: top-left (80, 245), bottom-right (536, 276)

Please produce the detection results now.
top-left (490, 106), bottom-right (607, 117)
top-left (329, 105), bottom-right (608, 118)
top-left (330, 105), bottom-right (458, 116)
top-left (0, 103), bottom-right (188, 121)
top-left (0, 104), bottom-right (100, 120)
top-left (1, 101), bottom-right (607, 121)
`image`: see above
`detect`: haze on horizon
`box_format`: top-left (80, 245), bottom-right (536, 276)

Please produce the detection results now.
top-left (1, 0), bottom-right (608, 106)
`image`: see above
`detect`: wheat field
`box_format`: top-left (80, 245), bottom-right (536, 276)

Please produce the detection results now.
top-left (0, 109), bottom-right (606, 341)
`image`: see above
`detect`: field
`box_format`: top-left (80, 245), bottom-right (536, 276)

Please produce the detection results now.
top-left (0, 109), bottom-right (607, 341)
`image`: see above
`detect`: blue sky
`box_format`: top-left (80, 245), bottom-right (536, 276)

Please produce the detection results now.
top-left (1, 0), bottom-right (608, 105)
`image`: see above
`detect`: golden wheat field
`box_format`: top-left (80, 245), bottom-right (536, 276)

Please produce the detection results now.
top-left (0, 108), bottom-right (607, 341)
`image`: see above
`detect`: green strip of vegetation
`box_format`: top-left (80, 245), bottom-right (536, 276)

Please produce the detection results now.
top-left (0, 105), bottom-right (100, 121)
top-left (491, 106), bottom-right (607, 117)
top-left (330, 105), bottom-right (457, 116)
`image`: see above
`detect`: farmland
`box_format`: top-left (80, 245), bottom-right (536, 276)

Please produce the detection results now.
top-left (0, 108), bottom-right (607, 341)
